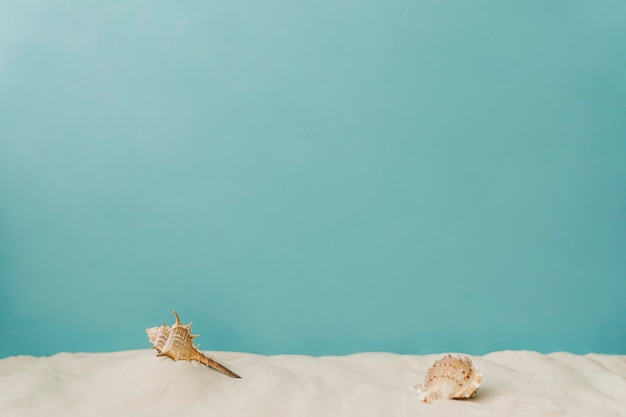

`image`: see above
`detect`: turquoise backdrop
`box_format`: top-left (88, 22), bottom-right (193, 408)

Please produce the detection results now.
top-left (1, 1), bottom-right (625, 357)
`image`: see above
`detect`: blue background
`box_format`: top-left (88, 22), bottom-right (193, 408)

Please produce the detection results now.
top-left (1, 1), bottom-right (625, 358)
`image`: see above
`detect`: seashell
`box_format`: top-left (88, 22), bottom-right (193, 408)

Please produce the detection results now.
top-left (416, 354), bottom-right (482, 402)
top-left (146, 323), bottom-right (170, 352)
top-left (146, 310), bottom-right (241, 379)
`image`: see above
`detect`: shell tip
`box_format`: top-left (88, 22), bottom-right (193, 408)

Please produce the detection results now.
top-left (173, 310), bottom-right (181, 325)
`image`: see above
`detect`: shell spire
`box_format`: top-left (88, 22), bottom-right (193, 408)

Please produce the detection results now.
top-left (416, 354), bottom-right (482, 402)
top-left (146, 310), bottom-right (241, 379)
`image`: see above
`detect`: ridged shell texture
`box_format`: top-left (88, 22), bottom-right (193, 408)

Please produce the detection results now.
top-left (416, 354), bottom-right (482, 402)
top-left (146, 311), bottom-right (241, 378)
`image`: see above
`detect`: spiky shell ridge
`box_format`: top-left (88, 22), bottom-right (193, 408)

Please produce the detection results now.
top-left (416, 354), bottom-right (482, 403)
top-left (146, 310), bottom-right (241, 379)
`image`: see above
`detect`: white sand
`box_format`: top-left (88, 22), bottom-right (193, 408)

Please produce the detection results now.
top-left (1, 350), bottom-right (624, 417)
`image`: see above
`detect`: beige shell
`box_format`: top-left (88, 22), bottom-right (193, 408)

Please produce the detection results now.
top-left (416, 354), bottom-right (482, 402)
top-left (146, 311), bottom-right (241, 379)
top-left (146, 323), bottom-right (170, 351)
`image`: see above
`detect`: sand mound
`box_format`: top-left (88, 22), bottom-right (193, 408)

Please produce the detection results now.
top-left (1, 350), bottom-right (625, 416)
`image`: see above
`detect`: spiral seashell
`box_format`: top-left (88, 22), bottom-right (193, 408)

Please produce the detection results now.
top-left (416, 354), bottom-right (482, 402)
top-left (146, 311), bottom-right (241, 379)
top-left (146, 323), bottom-right (170, 352)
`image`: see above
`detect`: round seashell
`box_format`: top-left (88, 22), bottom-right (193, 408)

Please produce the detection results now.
top-left (416, 354), bottom-right (482, 402)
top-left (146, 310), bottom-right (241, 379)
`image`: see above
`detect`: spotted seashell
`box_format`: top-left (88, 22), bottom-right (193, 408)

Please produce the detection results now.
top-left (416, 354), bottom-right (482, 402)
top-left (146, 311), bottom-right (241, 379)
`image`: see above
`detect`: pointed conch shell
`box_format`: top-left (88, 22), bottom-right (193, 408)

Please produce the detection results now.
top-left (416, 354), bottom-right (482, 402)
top-left (146, 311), bottom-right (241, 379)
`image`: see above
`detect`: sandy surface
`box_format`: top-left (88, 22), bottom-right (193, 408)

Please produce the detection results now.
top-left (1, 350), bottom-right (624, 417)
